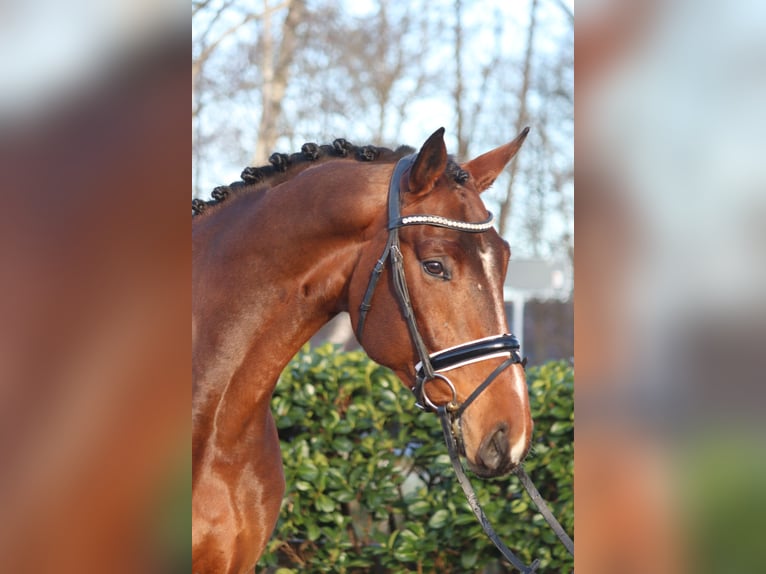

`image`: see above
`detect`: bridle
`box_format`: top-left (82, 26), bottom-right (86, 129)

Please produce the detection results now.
top-left (356, 155), bottom-right (574, 572)
top-left (356, 154), bottom-right (523, 406)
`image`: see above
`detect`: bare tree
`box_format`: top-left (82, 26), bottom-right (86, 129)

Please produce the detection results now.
top-left (452, 2), bottom-right (507, 161)
top-left (497, 0), bottom-right (538, 239)
top-left (252, 0), bottom-right (306, 164)
top-left (453, 0), bottom-right (467, 158)
top-left (293, 0), bottom-right (438, 145)
top-left (192, 1), bottom-right (286, 117)
top-left (193, 0), bottom-right (573, 264)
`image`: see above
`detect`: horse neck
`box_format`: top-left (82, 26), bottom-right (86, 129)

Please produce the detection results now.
top-left (192, 161), bottom-right (391, 443)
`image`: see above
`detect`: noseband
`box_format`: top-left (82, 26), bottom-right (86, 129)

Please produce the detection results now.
top-left (356, 155), bottom-right (574, 572)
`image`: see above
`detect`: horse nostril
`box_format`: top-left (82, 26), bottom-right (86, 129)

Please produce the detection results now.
top-left (478, 424), bottom-right (510, 472)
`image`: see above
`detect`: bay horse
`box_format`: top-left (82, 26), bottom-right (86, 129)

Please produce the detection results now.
top-left (192, 127), bottom-right (533, 573)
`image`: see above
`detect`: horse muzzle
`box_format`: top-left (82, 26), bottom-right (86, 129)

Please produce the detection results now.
top-left (411, 333), bottom-right (529, 477)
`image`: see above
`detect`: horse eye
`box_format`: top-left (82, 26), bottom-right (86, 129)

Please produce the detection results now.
top-left (423, 260), bottom-right (446, 277)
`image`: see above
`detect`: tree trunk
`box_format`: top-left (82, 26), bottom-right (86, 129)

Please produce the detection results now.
top-left (253, 0), bottom-right (306, 165)
top-left (453, 0), bottom-right (468, 159)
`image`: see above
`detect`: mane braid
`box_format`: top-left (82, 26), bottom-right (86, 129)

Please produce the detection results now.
top-left (191, 140), bottom-right (465, 218)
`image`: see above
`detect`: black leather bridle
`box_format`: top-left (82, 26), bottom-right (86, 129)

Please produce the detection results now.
top-left (356, 155), bottom-right (574, 572)
top-left (356, 154), bottom-right (524, 412)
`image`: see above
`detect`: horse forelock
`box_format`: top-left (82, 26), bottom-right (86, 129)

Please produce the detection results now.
top-left (445, 158), bottom-right (470, 185)
top-left (192, 141), bottom-right (471, 217)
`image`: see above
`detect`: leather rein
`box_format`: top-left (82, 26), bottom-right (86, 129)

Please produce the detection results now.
top-left (356, 155), bottom-right (574, 572)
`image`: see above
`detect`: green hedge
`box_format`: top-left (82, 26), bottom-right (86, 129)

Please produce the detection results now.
top-left (259, 344), bottom-right (573, 573)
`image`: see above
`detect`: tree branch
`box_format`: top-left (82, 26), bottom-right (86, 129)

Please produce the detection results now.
top-left (550, 0), bottom-right (574, 26)
top-left (498, 0), bottom-right (538, 238)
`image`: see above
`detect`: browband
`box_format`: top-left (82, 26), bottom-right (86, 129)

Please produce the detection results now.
top-left (389, 212), bottom-right (495, 232)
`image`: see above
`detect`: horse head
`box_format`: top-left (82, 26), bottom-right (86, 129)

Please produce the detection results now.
top-left (350, 127), bottom-right (533, 478)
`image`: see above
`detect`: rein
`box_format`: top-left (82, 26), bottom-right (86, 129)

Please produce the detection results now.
top-left (357, 155), bottom-right (574, 572)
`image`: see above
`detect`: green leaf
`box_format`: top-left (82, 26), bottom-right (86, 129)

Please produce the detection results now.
top-left (332, 436), bottom-right (354, 453)
top-left (398, 528), bottom-right (418, 543)
top-left (336, 490), bottom-right (354, 503)
top-left (511, 499), bottom-right (529, 514)
top-left (428, 508), bottom-right (450, 529)
top-left (408, 500), bottom-right (431, 516)
top-left (461, 549), bottom-right (479, 569)
top-left (393, 545), bottom-right (417, 563)
top-left (294, 480), bottom-right (312, 492)
top-left (297, 462), bottom-right (318, 481)
top-left (306, 521), bottom-right (321, 541)
top-left (315, 494), bottom-right (335, 513)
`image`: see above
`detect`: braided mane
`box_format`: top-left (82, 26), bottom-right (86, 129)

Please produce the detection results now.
top-left (192, 138), bottom-right (470, 217)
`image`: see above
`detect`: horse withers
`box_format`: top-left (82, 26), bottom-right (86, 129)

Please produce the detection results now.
top-left (192, 127), bottom-right (532, 573)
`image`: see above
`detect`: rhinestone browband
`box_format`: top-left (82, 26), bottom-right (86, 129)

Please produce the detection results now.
top-left (389, 212), bottom-right (495, 233)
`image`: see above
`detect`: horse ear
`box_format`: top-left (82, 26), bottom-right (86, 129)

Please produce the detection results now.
top-left (408, 127), bottom-right (447, 195)
top-left (462, 127), bottom-right (529, 192)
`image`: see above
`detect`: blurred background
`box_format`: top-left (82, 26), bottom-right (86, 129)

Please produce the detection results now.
top-left (577, 0), bottom-right (766, 572)
top-left (0, 1), bottom-right (188, 573)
